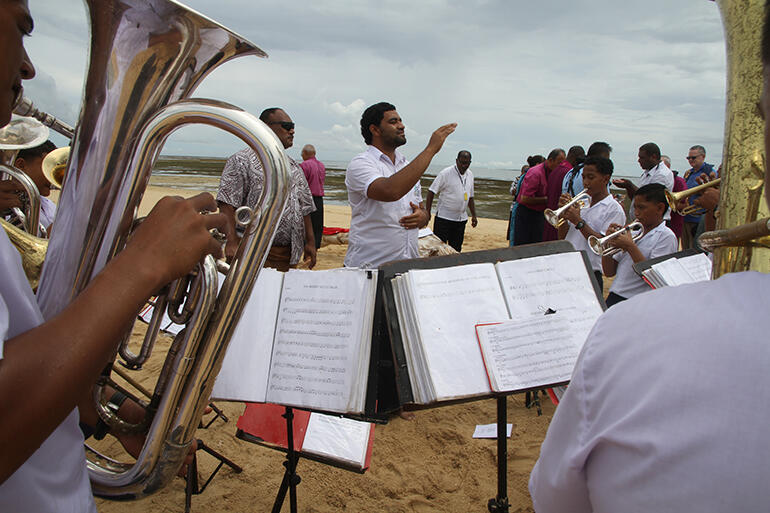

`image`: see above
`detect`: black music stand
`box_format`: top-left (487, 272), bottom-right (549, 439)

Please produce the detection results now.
top-left (184, 439), bottom-right (243, 513)
top-left (270, 407), bottom-right (302, 513)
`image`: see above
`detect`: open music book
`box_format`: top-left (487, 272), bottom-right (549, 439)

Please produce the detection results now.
top-left (389, 251), bottom-right (604, 404)
top-left (636, 252), bottom-right (712, 289)
top-left (236, 403), bottom-right (375, 472)
top-left (211, 267), bottom-right (378, 415)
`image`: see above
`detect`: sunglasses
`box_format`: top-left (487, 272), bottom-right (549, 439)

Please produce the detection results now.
top-left (686, 156), bottom-right (701, 160)
top-left (268, 121), bottom-right (295, 131)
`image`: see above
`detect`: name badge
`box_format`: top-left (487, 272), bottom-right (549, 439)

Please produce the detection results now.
top-left (464, 192), bottom-right (468, 201)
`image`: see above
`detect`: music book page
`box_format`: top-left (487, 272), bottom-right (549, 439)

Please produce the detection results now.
top-left (301, 413), bottom-right (373, 470)
top-left (495, 252), bottom-right (603, 349)
top-left (476, 315), bottom-right (576, 392)
top-left (405, 263), bottom-right (509, 401)
top-left (651, 258), bottom-right (696, 286)
top-left (677, 253), bottom-right (712, 282)
top-left (266, 269), bottom-right (375, 414)
top-left (212, 268), bottom-right (284, 402)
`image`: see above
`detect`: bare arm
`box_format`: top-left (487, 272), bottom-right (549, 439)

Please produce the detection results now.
top-left (303, 215), bottom-right (316, 269)
top-left (518, 195), bottom-right (547, 206)
top-left (425, 190), bottom-right (435, 217)
top-left (0, 193), bottom-right (225, 483)
top-left (366, 124), bottom-right (457, 202)
top-left (468, 197), bottom-right (478, 227)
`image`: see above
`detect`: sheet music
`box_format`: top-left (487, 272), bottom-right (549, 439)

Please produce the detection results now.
top-left (266, 269), bottom-right (374, 414)
top-left (677, 253), bottom-right (712, 282)
top-left (651, 258), bottom-right (696, 286)
top-left (211, 268), bottom-right (284, 402)
top-left (476, 315), bottom-right (577, 392)
top-left (406, 263), bottom-right (509, 401)
top-left (302, 413), bottom-right (372, 469)
top-left (495, 252), bottom-right (604, 351)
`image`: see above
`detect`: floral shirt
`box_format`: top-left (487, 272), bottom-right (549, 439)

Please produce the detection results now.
top-left (217, 149), bottom-right (315, 265)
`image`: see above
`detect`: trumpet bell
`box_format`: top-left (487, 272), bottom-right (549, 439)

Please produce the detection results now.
top-left (42, 146), bottom-right (70, 189)
top-left (0, 218), bottom-right (47, 290)
top-left (665, 178), bottom-right (721, 216)
top-left (588, 221), bottom-right (644, 257)
top-left (544, 190), bottom-right (590, 228)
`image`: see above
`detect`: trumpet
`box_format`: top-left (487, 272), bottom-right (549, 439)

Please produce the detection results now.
top-left (41, 146), bottom-right (70, 189)
top-left (665, 178), bottom-right (721, 216)
top-left (13, 96), bottom-right (76, 140)
top-left (545, 190), bottom-right (590, 228)
top-left (588, 221), bottom-right (644, 257)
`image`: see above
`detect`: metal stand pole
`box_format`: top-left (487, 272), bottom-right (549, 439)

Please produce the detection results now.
top-left (184, 439), bottom-right (243, 513)
top-left (271, 407), bottom-right (301, 513)
top-left (487, 396), bottom-right (510, 513)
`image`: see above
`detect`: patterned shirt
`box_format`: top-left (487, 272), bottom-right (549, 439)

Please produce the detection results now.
top-left (217, 149), bottom-right (315, 265)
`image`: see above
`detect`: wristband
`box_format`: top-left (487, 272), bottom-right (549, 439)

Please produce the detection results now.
top-left (575, 220), bottom-right (585, 230)
top-left (93, 391), bottom-right (129, 440)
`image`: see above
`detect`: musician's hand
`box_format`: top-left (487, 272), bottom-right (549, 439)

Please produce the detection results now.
top-left (0, 179), bottom-right (23, 210)
top-left (557, 193), bottom-right (572, 208)
top-left (695, 171), bottom-right (718, 185)
top-left (125, 193), bottom-right (228, 288)
top-left (610, 227), bottom-right (634, 250)
top-left (612, 178), bottom-right (633, 190)
top-left (303, 240), bottom-right (317, 269)
top-left (399, 202), bottom-right (427, 230)
top-left (606, 223), bottom-right (623, 235)
top-left (694, 187), bottom-right (720, 211)
top-left (471, 216), bottom-right (478, 228)
top-left (563, 204), bottom-right (581, 225)
top-left (224, 236), bottom-right (241, 263)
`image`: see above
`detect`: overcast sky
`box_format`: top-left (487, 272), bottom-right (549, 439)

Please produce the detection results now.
top-left (22, 0), bottom-right (727, 176)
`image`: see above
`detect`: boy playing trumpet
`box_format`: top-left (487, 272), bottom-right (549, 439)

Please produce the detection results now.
top-left (602, 183), bottom-right (677, 306)
top-left (557, 156), bottom-right (626, 291)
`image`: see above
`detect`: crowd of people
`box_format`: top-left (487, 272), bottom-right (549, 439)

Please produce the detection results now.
top-left (507, 140), bottom-right (721, 305)
top-left (0, 0), bottom-right (769, 511)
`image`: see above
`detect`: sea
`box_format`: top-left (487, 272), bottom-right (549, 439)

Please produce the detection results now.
top-left (150, 156), bottom-right (636, 221)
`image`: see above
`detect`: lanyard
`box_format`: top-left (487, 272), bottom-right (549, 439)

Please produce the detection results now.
top-left (456, 166), bottom-right (467, 189)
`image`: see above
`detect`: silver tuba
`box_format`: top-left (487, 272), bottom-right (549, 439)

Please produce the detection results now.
top-left (34, 0), bottom-right (290, 499)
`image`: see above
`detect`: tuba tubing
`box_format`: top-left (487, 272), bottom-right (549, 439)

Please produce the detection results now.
top-left (85, 100), bottom-right (290, 499)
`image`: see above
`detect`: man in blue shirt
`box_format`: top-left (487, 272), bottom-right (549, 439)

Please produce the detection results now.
top-left (682, 145), bottom-right (718, 249)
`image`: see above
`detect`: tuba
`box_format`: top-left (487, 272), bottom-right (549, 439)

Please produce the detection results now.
top-left (703, 0), bottom-right (770, 277)
top-left (33, 0), bottom-right (290, 499)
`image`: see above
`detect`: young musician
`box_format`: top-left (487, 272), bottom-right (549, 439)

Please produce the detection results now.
top-left (530, 7), bottom-right (770, 509)
top-left (601, 183), bottom-right (677, 306)
top-left (0, 1), bottom-right (227, 510)
top-left (557, 156), bottom-right (626, 291)
top-left (13, 139), bottom-right (56, 234)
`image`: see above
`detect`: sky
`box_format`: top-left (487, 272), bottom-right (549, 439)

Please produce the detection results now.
top-left (21, 0), bottom-right (727, 177)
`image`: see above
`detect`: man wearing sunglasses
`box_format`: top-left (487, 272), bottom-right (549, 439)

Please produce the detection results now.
top-left (681, 145), bottom-right (718, 249)
top-left (218, 107), bottom-right (317, 271)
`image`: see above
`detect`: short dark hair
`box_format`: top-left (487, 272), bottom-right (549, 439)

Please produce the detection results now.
top-left (689, 144), bottom-right (706, 156)
top-left (259, 107), bottom-right (283, 123)
top-left (583, 156), bottom-right (613, 176)
top-left (587, 141), bottom-right (612, 157)
top-left (360, 102), bottom-right (396, 145)
top-left (457, 150), bottom-right (471, 160)
top-left (16, 140), bottom-right (56, 161)
top-left (547, 148), bottom-right (565, 161)
top-left (639, 142), bottom-right (661, 159)
top-left (635, 183), bottom-right (669, 214)
top-left (527, 155), bottom-right (545, 167)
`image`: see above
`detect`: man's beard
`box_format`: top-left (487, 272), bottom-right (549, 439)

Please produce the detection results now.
top-left (387, 133), bottom-right (406, 147)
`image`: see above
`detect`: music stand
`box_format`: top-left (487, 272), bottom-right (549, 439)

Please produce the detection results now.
top-left (184, 439), bottom-right (243, 513)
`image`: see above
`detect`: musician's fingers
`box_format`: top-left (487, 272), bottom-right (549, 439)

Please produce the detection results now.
top-left (186, 192), bottom-right (218, 213)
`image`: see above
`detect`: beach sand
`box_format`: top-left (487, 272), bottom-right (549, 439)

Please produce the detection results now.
top-left (94, 184), bottom-right (560, 512)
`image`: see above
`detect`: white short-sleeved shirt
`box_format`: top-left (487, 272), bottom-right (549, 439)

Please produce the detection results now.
top-left (529, 272), bottom-right (770, 513)
top-left (40, 196), bottom-right (56, 231)
top-left (428, 165), bottom-right (474, 222)
top-left (344, 146), bottom-right (422, 268)
top-left (635, 161), bottom-right (674, 221)
top-left (0, 231), bottom-right (96, 512)
top-left (564, 195), bottom-right (626, 272)
top-left (608, 221), bottom-right (677, 298)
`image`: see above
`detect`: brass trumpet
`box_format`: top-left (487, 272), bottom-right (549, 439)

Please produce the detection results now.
top-left (545, 190), bottom-right (590, 228)
top-left (588, 221), bottom-right (644, 257)
top-left (665, 178), bottom-right (721, 216)
top-left (41, 146), bottom-right (70, 189)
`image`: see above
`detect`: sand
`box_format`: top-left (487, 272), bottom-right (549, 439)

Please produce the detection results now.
top-left (94, 184), bottom-right (558, 512)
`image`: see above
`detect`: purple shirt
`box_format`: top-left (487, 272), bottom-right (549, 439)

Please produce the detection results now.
top-left (518, 162), bottom-right (550, 212)
top-left (300, 157), bottom-right (326, 197)
top-left (543, 160), bottom-right (572, 241)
